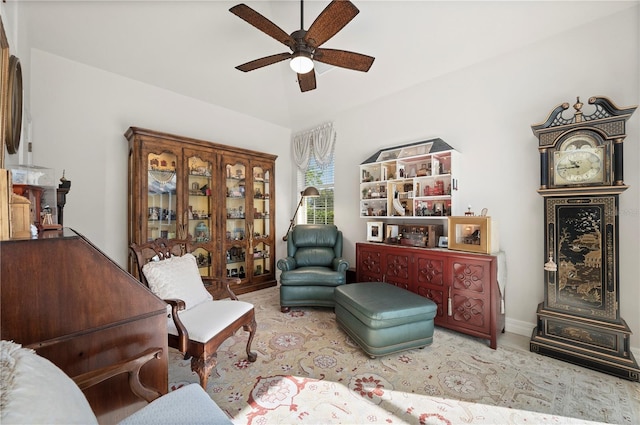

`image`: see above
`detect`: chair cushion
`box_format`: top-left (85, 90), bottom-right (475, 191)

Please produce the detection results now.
top-left (0, 340), bottom-right (98, 425)
top-left (290, 224), bottom-right (339, 247)
top-left (294, 247), bottom-right (337, 267)
top-left (142, 254), bottom-right (212, 310)
top-left (119, 383), bottom-right (232, 425)
top-left (167, 300), bottom-right (254, 343)
top-left (280, 267), bottom-right (346, 286)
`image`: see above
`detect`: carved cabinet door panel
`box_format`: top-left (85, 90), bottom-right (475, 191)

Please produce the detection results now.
top-left (383, 249), bottom-right (412, 290)
top-left (447, 256), bottom-right (493, 333)
top-left (414, 252), bottom-right (446, 321)
top-left (356, 243), bottom-right (384, 282)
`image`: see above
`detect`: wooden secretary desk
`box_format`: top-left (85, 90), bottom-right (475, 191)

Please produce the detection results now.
top-left (0, 228), bottom-right (168, 423)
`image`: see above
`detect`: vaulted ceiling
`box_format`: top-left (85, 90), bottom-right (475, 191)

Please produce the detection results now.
top-left (21, 1), bottom-right (636, 130)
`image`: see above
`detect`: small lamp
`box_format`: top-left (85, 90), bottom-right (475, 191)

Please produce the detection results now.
top-left (282, 186), bottom-right (320, 241)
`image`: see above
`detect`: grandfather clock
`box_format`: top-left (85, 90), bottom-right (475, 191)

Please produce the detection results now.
top-left (530, 96), bottom-right (639, 382)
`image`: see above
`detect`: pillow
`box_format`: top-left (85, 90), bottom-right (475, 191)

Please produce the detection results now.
top-left (0, 340), bottom-right (98, 425)
top-left (142, 253), bottom-right (212, 310)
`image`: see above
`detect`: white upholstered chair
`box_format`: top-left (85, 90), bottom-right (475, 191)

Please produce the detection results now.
top-left (0, 340), bottom-right (232, 425)
top-left (129, 238), bottom-right (257, 390)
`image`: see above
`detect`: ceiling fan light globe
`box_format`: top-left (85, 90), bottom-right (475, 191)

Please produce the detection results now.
top-left (290, 55), bottom-right (314, 74)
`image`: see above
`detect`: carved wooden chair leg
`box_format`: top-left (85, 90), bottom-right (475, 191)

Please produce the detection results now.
top-left (243, 313), bottom-right (258, 362)
top-left (191, 352), bottom-right (217, 390)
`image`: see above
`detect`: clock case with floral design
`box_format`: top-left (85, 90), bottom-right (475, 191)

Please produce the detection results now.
top-left (530, 96), bottom-right (639, 382)
top-left (552, 131), bottom-right (606, 186)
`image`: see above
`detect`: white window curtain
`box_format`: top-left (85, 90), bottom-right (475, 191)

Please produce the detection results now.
top-left (292, 131), bottom-right (313, 173)
top-left (292, 122), bottom-right (336, 172)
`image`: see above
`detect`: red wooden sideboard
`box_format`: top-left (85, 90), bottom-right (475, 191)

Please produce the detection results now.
top-left (356, 242), bottom-right (505, 349)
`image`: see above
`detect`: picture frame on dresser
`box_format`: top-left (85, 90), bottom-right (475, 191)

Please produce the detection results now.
top-left (447, 216), bottom-right (497, 254)
top-left (366, 221), bottom-right (384, 242)
top-left (385, 224), bottom-right (399, 240)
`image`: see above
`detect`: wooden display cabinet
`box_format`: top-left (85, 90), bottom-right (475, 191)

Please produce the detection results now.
top-left (356, 242), bottom-right (505, 349)
top-left (126, 127), bottom-right (277, 297)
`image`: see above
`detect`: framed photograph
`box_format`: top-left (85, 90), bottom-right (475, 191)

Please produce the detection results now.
top-left (386, 224), bottom-right (399, 239)
top-left (366, 221), bottom-right (384, 242)
top-left (438, 236), bottom-right (448, 248)
top-left (447, 216), bottom-right (498, 254)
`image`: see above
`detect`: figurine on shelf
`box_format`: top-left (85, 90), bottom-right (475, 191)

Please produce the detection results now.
top-left (59, 170), bottom-right (71, 189)
top-left (195, 222), bottom-right (209, 242)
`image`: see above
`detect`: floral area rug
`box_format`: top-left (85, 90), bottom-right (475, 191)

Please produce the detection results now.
top-left (167, 286), bottom-right (639, 424)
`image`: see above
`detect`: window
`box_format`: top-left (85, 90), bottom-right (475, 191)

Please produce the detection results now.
top-left (291, 122), bottom-right (336, 226)
top-left (298, 155), bottom-right (334, 225)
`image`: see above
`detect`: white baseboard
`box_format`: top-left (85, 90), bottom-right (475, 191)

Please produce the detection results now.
top-left (505, 317), bottom-right (535, 339)
top-left (505, 317), bottom-right (640, 360)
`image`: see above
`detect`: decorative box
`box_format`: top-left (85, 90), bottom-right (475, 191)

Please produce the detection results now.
top-left (447, 216), bottom-right (499, 254)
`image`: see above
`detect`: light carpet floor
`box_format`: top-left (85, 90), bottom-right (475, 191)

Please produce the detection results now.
top-left (168, 286), bottom-right (639, 424)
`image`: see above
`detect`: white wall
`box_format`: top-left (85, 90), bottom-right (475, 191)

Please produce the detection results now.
top-left (332, 7), bottom-right (639, 348)
top-left (24, 49), bottom-right (292, 267)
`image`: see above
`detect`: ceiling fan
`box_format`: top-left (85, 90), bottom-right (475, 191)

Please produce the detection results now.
top-left (230, 0), bottom-right (375, 92)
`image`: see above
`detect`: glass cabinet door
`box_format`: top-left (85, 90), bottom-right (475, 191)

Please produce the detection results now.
top-left (127, 127), bottom-right (277, 296)
top-left (251, 165), bottom-right (272, 279)
top-left (225, 159), bottom-right (248, 280)
top-left (147, 151), bottom-right (177, 241)
top-left (186, 152), bottom-right (214, 277)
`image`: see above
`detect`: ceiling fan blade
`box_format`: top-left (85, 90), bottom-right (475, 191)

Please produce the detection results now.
top-left (298, 70), bottom-right (317, 92)
top-left (236, 52), bottom-right (292, 72)
top-left (304, 0), bottom-right (359, 48)
top-left (314, 48), bottom-right (374, 72)
top-left (230, 4), bottom-right (295, 48)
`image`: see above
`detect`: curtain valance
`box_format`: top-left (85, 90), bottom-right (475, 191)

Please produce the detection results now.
top-left (292, 122), bottom-right (336, 172)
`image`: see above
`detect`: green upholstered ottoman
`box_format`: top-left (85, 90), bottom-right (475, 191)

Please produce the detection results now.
top-left (334, 282), bottom-right (437, 358)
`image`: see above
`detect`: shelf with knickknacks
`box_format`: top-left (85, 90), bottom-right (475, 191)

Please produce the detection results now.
top-left (194, 221), bottom-right (210, 242)
top-left (9, 165), bottom-right (65, 232)
top-left (360, 138), bottom-right (461, 219)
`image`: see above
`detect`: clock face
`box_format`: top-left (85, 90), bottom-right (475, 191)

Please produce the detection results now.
top-left (554, 149), bottom-right (603, 185)
top-left (552, 132), bottom-right (606, 186)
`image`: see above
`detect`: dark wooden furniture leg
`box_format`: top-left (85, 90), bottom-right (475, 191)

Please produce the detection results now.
top-left (244, 313), bottom-right (258, 362)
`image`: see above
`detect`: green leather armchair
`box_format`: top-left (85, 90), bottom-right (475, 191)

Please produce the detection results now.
top-left (277, 224), bottom-right (350, 312)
